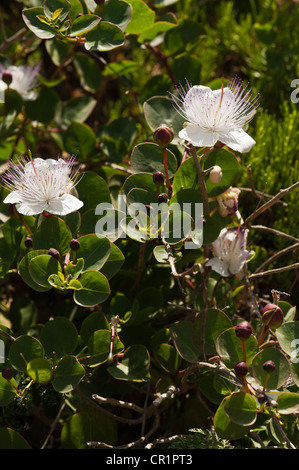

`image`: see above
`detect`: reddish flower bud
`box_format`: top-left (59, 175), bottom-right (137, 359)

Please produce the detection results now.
top-left (235, 321), bottom-right (252, 341)
top-left (24, 236), bottom-right (33, 248)
top-left (234, 361), bottom-right (249, 377)
top-left (153, 124), bottom-right (174, 148)
top-left (263, 360), bottom-right (276, 374)
top-left (2, 367), bottom-right (13, 380)
top-left (158, 193), bottom-right (168, 204)
top-left (262, 304), bottom-right (283, 329)
top-left (48, 248), bottom-right (60, 260)
top-left (70, 239), bottom-right (80, 251)
top-left (1, 72), bottom-right (13, 86)
top-left (153, 171), bottom-right (165, 185)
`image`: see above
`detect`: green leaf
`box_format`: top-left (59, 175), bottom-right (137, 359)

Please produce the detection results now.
top-left (40, 316), bottom-right (78, 358)
top-left (33, 216), bottom-right (72, 256)
top-left (76, 171), bottom-right (111, 212)
top-left (0, 427), bottom-right (31, 449)
top-left (276, 392), bottom-right (299, 415)
top-left (214, 396), bottom-right (253, 441)
top-left (0, 376), bottom-right (17, 406)
top-left (65, 258), bottom-right (84, 279)
top-left (170, 321), bottom-right (200, 363)
top-left (85, 21), bottom-right (125, 51)
top-left (22, 7), bottom-right (56, 39)
top-left (100, 242), bottom-right (124, 280)
top-left (87, 329), bottom-right (124, 367)
top-left (43, 0), bottom-right (70, 21)
top-left (18, 250), bottom-right (50, 292)
top-left (61, 412), bottom-right (91, 449)
top-left (52, 355), bottom-right (85, 393)
top-left (165, 19), bottom-right (205, 54)
top-left (276, 322), bottom-right (299, 360)
top-left (8, 335), bottom-right (45, 372)
top-left (130, 142), bottom-right (177, 178)
top-left (193, 309), bottom-right (232, 356)
top-left (101, 0), bottom-right (133, 32)
top-left (143, 96), bottom-right (185, 144)
top-left (73, 270), bottom-right (110, 307)
top-left (251, 348), bottom-right (290, 390)
top-left (138, 17), bottom-right (178, 44)
top-left (125, 0), bottom-right (155, 35)
top-left (216, 327), bottom-right (258, 369)
top-left (74, 53), bottom-right (102, 93)
top-left (108, 344), bottom-right (150, 382)
top-left (69, 14), bottom-right (101, 36)
top-left (76, 234), bottom-right (111, 272)
top-left (63, 121), bottom-right (96, 157)
top-left (80, 311), bottom-right (110, 345)
top-left (224, 392), bottom-right (257, 426)
top-left (29, 254), bottom-right (62, 288)
top-left (153, 343), bottom-right (181, 373)
top-left (25, 88), bottom-right (60, 124)
top-left (26, 358), bottom-right (53, 384)
top-left (59, 96), bottom-right (97, 129)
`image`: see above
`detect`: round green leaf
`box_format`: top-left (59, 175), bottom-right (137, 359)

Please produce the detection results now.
top-left (0, 427), bottom-right (31, 449)
top-left (251, 348), bottom-right (290, 390)
top-left (26, 358), bottom-right (53, 384)
top-left (224, 392), bottom-right (257, 426)
top-left (63, 122), bottom-right (96, 158)
top-left (276, 392), bottom-right (299, 415)
top-left (76, 234), bottom-right (111, 272)
top-left (52, 355), bottom-right (85, 393)
top-left (22, 7), bottom-right (55, 39)
top-left (85, 21), bottom-right (125, 51)
top-left (33, 216), bottom-right (72, 256)
top-left (19, 250), bottom-right (50, 292)
top-left (8, 335), bottom-right (45, 372)
top-left (76, 171), bottom-right (111, 212)
top-left (125, 0), bottom-right (154, 35)
top-left (87, 329), bottom-right (124, 367)
top-left (69, 14), bottom-right (101, 36)
top-left (100, 242), bottom-right (125, 280)
top-left (59, 96), bottom-right (97, 129)
top-left (24, 88), bottom-right (59, 123)
top-left (29, 254), bottom-right (62, 288)
top-left (40, 316), bottom-right (78, 358)
top-left (276, 321), bottom-right (299, 360)
top-left (0, 376), bottom-right (17, 406)
top-left (130, 143), bottom-right (177, 178)
top-left (123, 172), bottom-right (158, 196)
top-left (101, 0), bottom-right (133, 32)
top-left (170, 321), bottom-right (200, 363)
top-left (214, 396), bottom-right (253, 441)
top-left (153, 343), bottom-right (181, 373)
top-left (107, 344), bottom-right (150, 382)
top-left (216, 327), bottom-right (258, 369)
top-left (61, 412), bottom-right (91, 449)
top-left (193, 309), bottom-right (232, 356)
top-left (73, 270), bottom-right (110, 307)
top-left (80, 311), bottom-right (110, 345)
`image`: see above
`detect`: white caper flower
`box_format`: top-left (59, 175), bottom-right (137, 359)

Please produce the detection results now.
top-left (171, 76), bottom-right (259, 153)
top-left (206, 227), bottom-right (251, 277)
top-left (2, 156), bottom-right (83, 216)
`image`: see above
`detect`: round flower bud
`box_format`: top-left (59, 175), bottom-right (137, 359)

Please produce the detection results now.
top-left (48, 248), bottom-right (60, 260)
top-left (235, 321), bottom-right (252, 341)
top-left (153, 171), bottom-right (165, 185)
top-left (70, 239), bottom-right (80, 251)
top-left (257, 393), bottom-right (267, 404)
top-left (262, 360), bottom-right (276, 374)
top-left (262, 303), bottom-right (283, 329)
top-left (153, 124), bottom-right (174, 148)
top-left (234, 361), bottom-right (249, 378)
top-left (24, 236), bottom-right (33, 249)
top-left (2, 367), bottom-right (13, 380)
top-left (209, 165), bottom-right (223, 184)
top-left (1, 72), bottom-right (13, 86)
top-left (158, 193), bottom-right (168, 204)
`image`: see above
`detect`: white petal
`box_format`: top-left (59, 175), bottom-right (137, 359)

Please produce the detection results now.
top-left (206, 258), bottom-right (230, 277)
top-left (219, 127), bottom-right (256, 153)
top-left (3, 191), bottom-right (22, 204)
top-left (16, 201), bottom-right (47, 216)
top-left (46, 194), bottom-right (83, 216)
top-left (179, 124), bottom-right (219, 147)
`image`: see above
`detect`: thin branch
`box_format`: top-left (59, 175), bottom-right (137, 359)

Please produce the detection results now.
top-left (41, 402), bottom-right (66, 449)
top-left (243, 181), bottom-right (299, 226)
top-left (254, 242), bottom-right (299, 274)
top-left (249, 262), bottom-right (299, 280)
top-left (251, 225), bottom-right (299, 242)
top-left (0, 27), bottom-right (27, 54)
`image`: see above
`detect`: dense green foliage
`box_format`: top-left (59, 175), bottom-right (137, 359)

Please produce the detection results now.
top-left (0, 0), bottom-right (298, 450)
